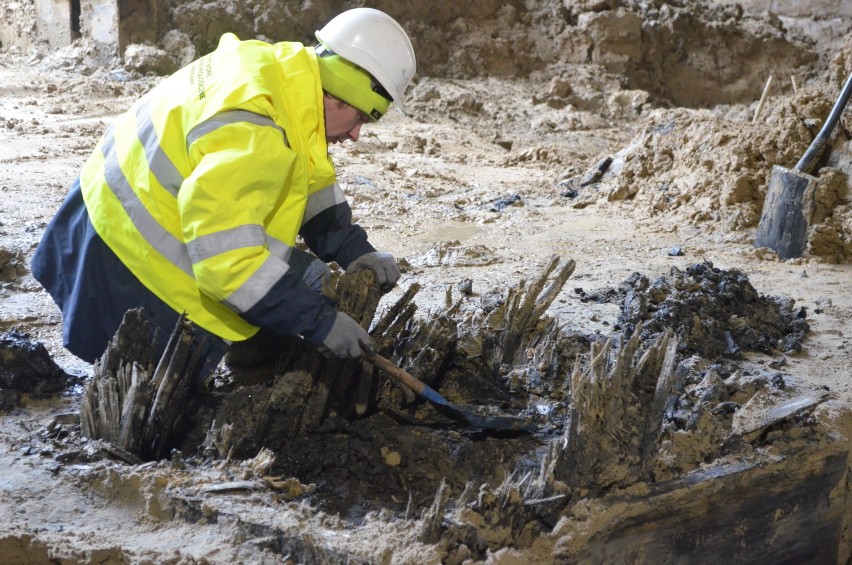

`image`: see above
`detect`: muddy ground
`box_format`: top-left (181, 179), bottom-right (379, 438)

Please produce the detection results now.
top-left (1, 1), bottom-right (851, 563)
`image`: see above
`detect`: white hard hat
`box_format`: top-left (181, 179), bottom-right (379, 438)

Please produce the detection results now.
top-left (315, 8), bottom-right (416, 105)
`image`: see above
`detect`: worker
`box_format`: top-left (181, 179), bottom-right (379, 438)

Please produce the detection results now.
top-left (31, 8), bottom-right (416, 382)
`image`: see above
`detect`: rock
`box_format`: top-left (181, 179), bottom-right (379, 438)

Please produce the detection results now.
top-left (123, 44), bottom-right (178, 75)
top-left (381, 447), bottom-right (401, 467)
top-left (0, 247), bottom-right (27, 282)
top-left (488, 194), bottom-right (522, 212)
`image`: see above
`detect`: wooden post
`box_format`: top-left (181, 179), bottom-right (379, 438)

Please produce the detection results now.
top-left (752, 75), bottom-right (774, 123)
top-left (754, 165), bottom-right (816, 259)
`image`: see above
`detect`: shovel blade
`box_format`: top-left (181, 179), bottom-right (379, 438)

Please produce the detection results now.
top-left (454, 408), bottom-right (538, 433)
top-left (420, 385), bottom-right (536, 433)
top-left (754, 165), bottom-right (815, 260)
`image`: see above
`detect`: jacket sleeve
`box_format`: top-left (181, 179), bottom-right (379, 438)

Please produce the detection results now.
top-left (299, 181), bottom-right (376, 269)
top-left (180, 116), bottom-right (336, 343)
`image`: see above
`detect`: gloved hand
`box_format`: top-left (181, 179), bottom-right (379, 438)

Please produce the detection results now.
top-left (319, 311), bottom-right (376, 359)
top-left (289, 247), bottom-right (331, 292)
top-left (345, 251), bottom-right (400, 290)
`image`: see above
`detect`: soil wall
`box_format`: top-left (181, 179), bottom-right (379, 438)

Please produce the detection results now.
top-left (155, 0), bottom-right (823, 107)
top-left (5, 0), bottom-right (850, 107)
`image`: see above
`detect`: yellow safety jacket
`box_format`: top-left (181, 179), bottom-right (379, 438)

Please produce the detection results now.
top-left (79, 34), bottom-right (341, 341)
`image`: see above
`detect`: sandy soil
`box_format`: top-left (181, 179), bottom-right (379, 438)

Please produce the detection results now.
top-left (1, 3), bottom-right (851, 563)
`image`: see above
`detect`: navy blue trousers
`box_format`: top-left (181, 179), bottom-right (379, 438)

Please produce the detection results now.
top-left (31, 179), bottom-right (229, 375)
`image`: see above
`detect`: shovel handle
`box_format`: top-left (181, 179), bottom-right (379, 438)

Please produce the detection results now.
top-left (366, 352), bottom-right (537, 433)
top-left (796, 72), bottom-right (852, 174)
top-left (366, 353), bottom-right (426, 396)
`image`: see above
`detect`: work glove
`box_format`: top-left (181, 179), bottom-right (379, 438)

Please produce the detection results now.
top-left (319, 311), bottom-right (376, 359)
top-left (345, 251), bottom-right (400, 290)
top-left (289, 247), bottom-right (331, 293)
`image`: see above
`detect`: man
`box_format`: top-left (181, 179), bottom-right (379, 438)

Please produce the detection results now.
top-left (31, 8), bottom-right (416, 376)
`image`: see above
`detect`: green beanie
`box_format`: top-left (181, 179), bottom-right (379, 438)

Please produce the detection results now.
top-left (315, 47), bottom-right (392, 121)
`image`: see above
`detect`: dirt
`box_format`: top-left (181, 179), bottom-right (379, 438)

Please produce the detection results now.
top-left (1, 0), bottom-right (851, 563)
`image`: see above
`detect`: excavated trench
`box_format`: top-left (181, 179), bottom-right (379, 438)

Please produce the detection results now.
top-left (6, 257), bottom-right (844, 561)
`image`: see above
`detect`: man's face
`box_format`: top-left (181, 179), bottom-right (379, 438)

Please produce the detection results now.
top-left (324, 94), bottom-right (371, 144)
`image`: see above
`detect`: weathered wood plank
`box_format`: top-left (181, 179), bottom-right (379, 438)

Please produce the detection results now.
top-left (754, 166), bottom-right (815, 260)
top-left (559, 444), bottom-right (848, 564)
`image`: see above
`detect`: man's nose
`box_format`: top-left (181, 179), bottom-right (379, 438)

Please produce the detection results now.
top-left (347, 123), bottom-right (362, 142)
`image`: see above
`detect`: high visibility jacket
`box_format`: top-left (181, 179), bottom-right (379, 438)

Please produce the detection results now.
top-left (77, 34), bottom-right (374, 342)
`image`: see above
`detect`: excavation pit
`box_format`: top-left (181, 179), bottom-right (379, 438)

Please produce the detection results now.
top-left (58, 258), bottom-right (848, 562)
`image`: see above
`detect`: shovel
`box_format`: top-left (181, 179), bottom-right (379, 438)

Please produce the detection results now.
top-left (366, 352), bottom-right (537, 433)
top-left (754, 72), bottom-right (852, 259)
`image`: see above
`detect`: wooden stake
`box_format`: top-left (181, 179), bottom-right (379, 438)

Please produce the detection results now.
top-left (752, 75), bottom-right (774, 123)
top-left (419, 479), bottom-right (449, 543)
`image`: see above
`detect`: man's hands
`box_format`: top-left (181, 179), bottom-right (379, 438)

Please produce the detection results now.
top-left (288, 248), bottom-right (331, 292)
top-left (345, 251), bottom-right (400, 290)
top-left (319, 311), bottom-right (376, 359)
top-left (302, 250), bottom-right (396, 358)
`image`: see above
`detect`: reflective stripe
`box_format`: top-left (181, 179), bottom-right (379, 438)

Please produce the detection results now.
top-left (265, 234), bottom-right (294, 263)
top-left (101, 127), bottom-right (194, 276)
top-left (135, 99), bottom-right (184, 197)
top-left (303, 183), bottom-right (345, 224)
top-left (224, 255), bottom-right (289, 313)
top-left (186, 224), bottom-right (266, 264)
top-left (186, 109), bottom-right (288, 152)
top-left (186, 227), bottom-right (295, 267)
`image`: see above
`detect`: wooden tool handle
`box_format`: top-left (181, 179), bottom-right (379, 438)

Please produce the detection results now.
top-left (368, 354), bottom-right (426, 395)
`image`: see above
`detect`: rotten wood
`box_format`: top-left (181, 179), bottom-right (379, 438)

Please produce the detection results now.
top-left (98, 441), bottom-right (144, 465)
top-left (639, 331), bottom-right (680, 468)
top-left (419, 478), bottom-right (449, 543)
top-left (80, 309), bottom-right (211, 460)
top-left (558, 325), bottom-right (681, 494)
top-left (325, 268), bottom-right (384, 329)
top-left (754, 165), bottom-right (816, 259)
top-left (487, 256), bottom-right (576, 366)
top-left (732, 389), bottom-right (830, 438)
top-left (200, 480), bottom-right (266, 494)
top-left (561, 445), bottom-right (848, 564)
